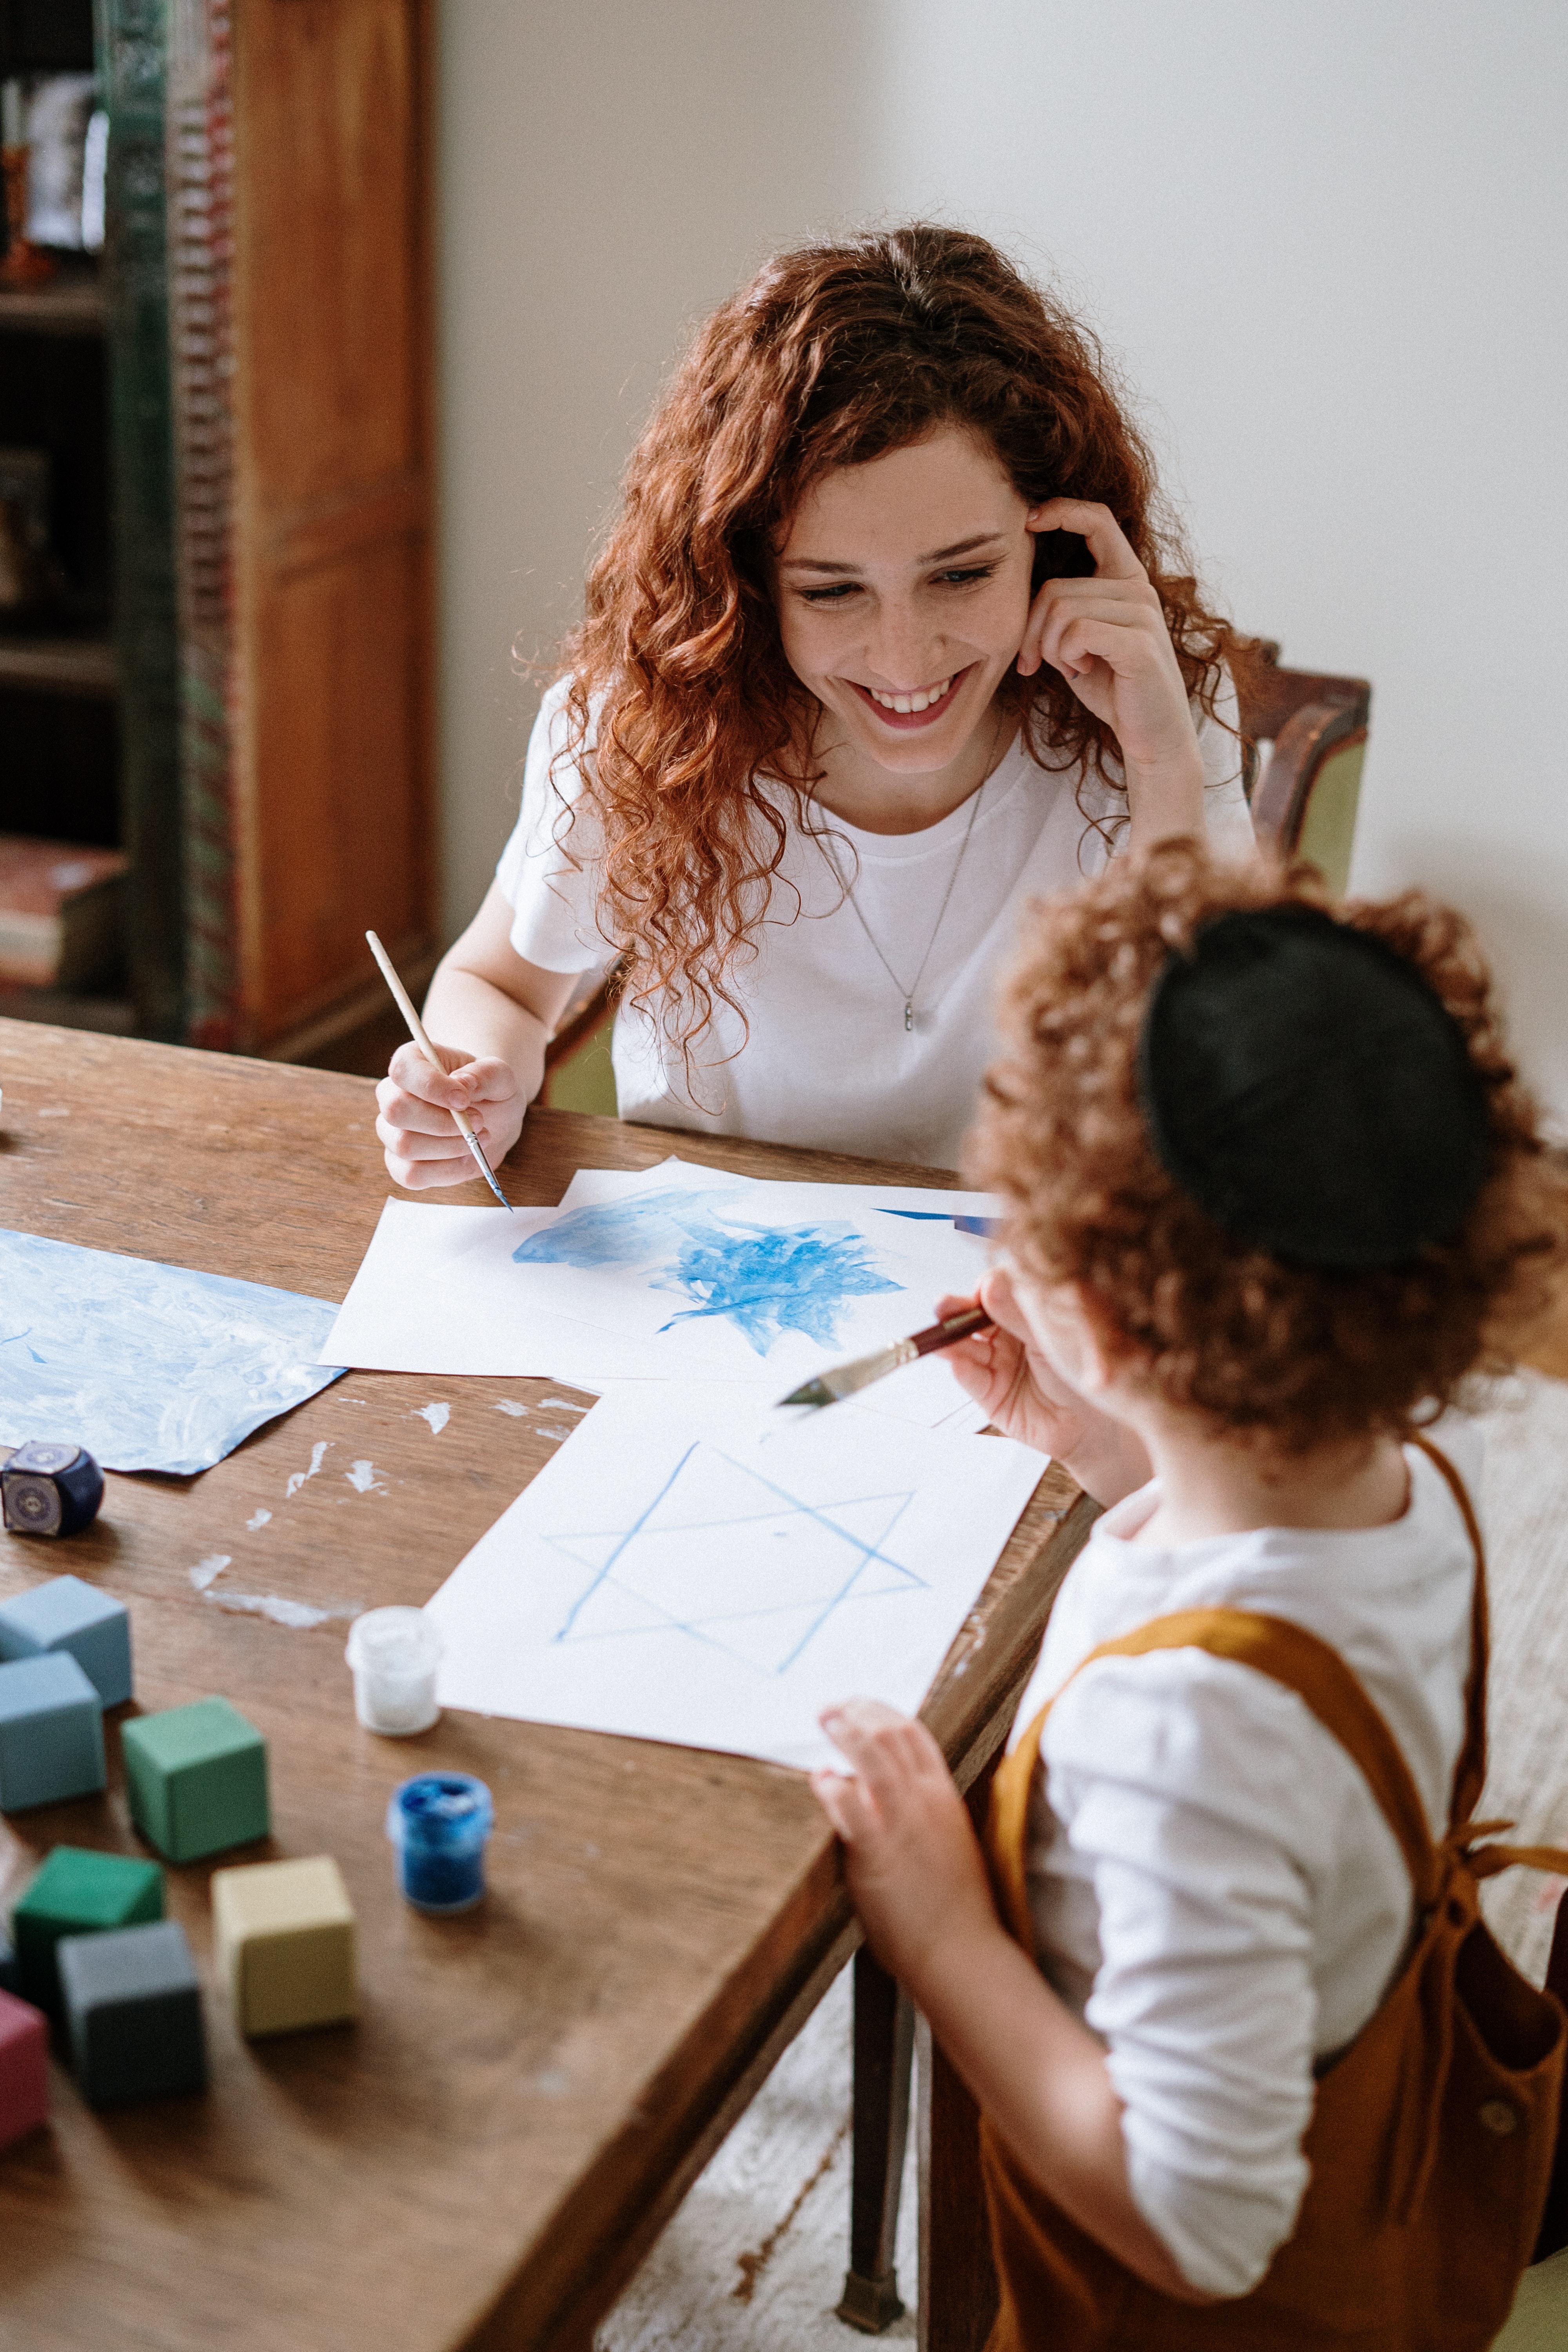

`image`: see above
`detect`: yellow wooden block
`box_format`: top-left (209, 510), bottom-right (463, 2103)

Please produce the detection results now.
top-left (210, 1856), bottom-right (356, 2038)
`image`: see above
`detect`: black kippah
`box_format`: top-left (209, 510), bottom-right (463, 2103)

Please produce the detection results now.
top-left (1137, 906), bottom-right (1490, 1268)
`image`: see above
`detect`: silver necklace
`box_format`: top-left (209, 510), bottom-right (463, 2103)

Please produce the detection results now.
top-left (815, 774), bottom-right (988, 1033)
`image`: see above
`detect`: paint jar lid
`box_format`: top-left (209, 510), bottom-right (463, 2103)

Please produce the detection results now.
top-left (387, 1772), bottom-right (493, 1853)
top-left (346, 1606), bottom-right (442, 1675)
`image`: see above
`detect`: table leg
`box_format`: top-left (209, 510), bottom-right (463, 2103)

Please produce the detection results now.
top-left (837, 1945), bottom-right (916, 2331)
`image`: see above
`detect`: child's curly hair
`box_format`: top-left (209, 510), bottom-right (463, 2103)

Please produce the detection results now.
top-left (966, 839), bottom-right (1566, 1457)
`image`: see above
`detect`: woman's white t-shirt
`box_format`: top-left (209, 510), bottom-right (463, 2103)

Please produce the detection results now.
top-left (496, 676), bottom-right (1255, 1167)
top-left (1008, 1424), bottom-right (1481, 2300)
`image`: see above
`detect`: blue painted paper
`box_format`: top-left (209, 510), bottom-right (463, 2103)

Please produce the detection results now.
top-left (511, 1189), bottom-right (902, 1355)
top-left (0, 1229), bottom-right (346, 1475)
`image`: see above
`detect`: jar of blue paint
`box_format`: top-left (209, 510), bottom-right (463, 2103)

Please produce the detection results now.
top-left (386, 1772), bottom-right (493, 1915)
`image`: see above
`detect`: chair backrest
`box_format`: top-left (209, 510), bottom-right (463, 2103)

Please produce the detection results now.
top-left (1232, 639), bottom-right (1373, 894)
top-left (541, 966), bottom-right (620, 1116)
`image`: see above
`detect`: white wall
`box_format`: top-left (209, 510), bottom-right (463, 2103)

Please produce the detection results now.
top-left (436, 1), bottom-right (880, 923)
top-left (439, 0), bottom-right (1568, 1120)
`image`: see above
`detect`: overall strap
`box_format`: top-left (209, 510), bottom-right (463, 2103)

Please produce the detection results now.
top-left (989, 1606), bottom-right (1444, 1940)
top-left (1406, 1431), bottom-right (1489, 1829)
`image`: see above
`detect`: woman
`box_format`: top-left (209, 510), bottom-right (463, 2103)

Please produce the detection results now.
top-left (377, 223), bottom-right (1254, 1181)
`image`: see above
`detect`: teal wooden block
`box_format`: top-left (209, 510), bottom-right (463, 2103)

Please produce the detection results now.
top-left (0, 1576), bottom-right (132, 1707)
top-left (58, 1920), bottom-right (206, 2106)
top-left (0, 1653), bottom-right (105, 1811)
top-left (121, 1696), bottom-right (269, 1862)
top-left (12, 1845), bottom-right (164, 2015)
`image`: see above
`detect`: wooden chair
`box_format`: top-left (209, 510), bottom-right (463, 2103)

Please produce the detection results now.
top-left (1231, 638), bottom-right (1373, 892)
top-left (540, 967), bottom-right (620, 1116)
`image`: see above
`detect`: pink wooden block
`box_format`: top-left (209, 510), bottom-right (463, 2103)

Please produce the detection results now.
top-left (0, 1986), bottom-right (49, 2151)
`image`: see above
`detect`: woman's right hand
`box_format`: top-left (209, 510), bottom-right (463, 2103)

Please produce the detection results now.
top-left (938, 1267), bottom-right (1152, 1506)
top-left (374, 1041), bottom-right (526, 1191)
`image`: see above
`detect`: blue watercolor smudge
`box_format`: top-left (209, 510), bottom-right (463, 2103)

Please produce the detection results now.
top-left (512, 1188), bottom-right (903, 1356)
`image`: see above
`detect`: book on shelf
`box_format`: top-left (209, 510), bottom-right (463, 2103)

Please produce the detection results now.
top-left (0, 834), bottom-right (127, 989)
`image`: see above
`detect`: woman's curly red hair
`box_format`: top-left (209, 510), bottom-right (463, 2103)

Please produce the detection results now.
top-left (966, 839), bottom-right (1567, 1458)
top-left (557, 223), bottom-right (1240, 1064)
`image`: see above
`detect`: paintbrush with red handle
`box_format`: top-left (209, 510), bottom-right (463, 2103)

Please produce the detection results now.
top-left (776, 1304), bottom-right (994, 1409)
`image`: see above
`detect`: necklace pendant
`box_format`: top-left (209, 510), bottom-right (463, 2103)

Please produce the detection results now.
top-left (904, 1001), bottom-right (913, 1034)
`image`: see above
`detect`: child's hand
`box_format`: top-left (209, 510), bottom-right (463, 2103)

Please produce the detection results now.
top-left (939, 1268), bottom-right (1104, 1459)
top-left (812, 1699), bottom-right (997, 1987)
top-left (938, 1269), bottom-right (1153, 1506)
top-left (374, 1042), bottom-right (525, 1190)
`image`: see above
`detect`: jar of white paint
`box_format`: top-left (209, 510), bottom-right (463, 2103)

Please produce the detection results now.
top-left (345, 1606), bottom-right (443, 1735)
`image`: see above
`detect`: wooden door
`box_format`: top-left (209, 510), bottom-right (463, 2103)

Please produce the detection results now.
top-left (230, 0), bottom-right (435, 1054)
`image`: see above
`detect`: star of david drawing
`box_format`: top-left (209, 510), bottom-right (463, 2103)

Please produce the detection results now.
top-left (546, 1442), bottom-right (924, 1676)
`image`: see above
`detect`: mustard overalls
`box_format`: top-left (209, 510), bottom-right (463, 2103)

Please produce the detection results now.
top-left (980, 1440), bottom-right (1567, 2351)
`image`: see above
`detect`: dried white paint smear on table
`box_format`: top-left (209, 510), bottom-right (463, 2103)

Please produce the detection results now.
top-left (205, 1590), bottom-right (356, 1631)
top-left (286, 1441), bottom-right (331, 1497)
top-left (425, 1385), bottom-right (1042, 1773)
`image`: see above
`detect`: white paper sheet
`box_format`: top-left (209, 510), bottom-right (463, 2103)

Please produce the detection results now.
top-left (423, 1385), bottom-right (1044, 1770)
top-left (319, 1161), bottom-right (1000, 1426)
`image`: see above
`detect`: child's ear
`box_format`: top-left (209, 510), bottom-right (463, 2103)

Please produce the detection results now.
top-left (1056, 1283), bottom-right (1118, 1396)
top-left (1008, 1272), bottom-right (1120, 1396)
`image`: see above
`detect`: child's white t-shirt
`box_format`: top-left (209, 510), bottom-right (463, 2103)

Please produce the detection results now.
top-left (495, 676), bottom-right (1254, 1168)
top-left (1008, 1424), bottom-right (1482, 2299)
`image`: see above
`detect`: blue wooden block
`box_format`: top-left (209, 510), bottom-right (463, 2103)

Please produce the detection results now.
top-left (0, 1653), bottom-right (105, 1811)
top-left (0, 1576), bottom-right (132, 1707)
top-left (58, 1920), bottom-right (206, 2106)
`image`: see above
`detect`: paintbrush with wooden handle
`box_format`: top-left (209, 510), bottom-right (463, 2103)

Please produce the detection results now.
top-left (777, 1304), bottom-right (993, 1409)
top-left (365, 929), bottom-right (514, 1212)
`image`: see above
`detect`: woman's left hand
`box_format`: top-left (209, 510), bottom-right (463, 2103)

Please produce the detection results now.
top-left (812, 1698), bottom-right (998, 1987)
top-left (1019, 498), bottom-right (1205, 839)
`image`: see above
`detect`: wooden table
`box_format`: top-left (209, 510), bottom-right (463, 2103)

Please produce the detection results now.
top-left (0, 1023), bottom-right (1094, 2352)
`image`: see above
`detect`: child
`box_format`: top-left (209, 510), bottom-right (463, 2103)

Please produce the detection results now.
top-left (812, 838), bottom-right (1568, 2346)
top-left (377, 224), bottom-right (1254, 1183)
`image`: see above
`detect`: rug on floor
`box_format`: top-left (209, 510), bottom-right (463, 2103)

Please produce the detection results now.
top-left (598, 1371), bottom-right (1568, 2351)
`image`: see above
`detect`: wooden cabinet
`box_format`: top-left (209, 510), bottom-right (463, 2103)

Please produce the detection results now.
top-left (228, 0), bottom-right (437, 1058)
top-left (1, 0), bottom-right (436, 1057)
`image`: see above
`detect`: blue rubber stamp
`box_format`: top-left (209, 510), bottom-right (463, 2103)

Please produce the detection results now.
top-left (0, 1444), bottom-right (104, 1538)
top-left (386, 1773), bottom-right (493, 1915)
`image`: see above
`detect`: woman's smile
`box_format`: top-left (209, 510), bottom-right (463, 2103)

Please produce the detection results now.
top-left (848, 668), bottom-right (969, 728)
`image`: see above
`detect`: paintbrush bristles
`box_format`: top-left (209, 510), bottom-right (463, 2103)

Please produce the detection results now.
top-left (777, 1337), bottom-right (916, 1408)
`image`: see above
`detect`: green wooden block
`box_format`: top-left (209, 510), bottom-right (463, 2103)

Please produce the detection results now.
top-left (13, 1846), bottom-right (165, 2015)
top-left (121, 1697), bottom-right (269, 1863)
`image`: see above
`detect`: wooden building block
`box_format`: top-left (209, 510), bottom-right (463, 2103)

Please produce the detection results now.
top-left (13, 1846), bottom-right (165, 2016)
top-left (0, 1575), bottom-right (132, 1707)
top-left (0, 1652), bottom-right (105, 1811)
top-left (0, 1986), bottom-right (48, 2152)
top-left (58, 1921), bottom-right (206, 2107)
top-left (211, 1856), bottom-right (356, 2038)
top-left (120, 1695), bottom-right (268, 1862)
